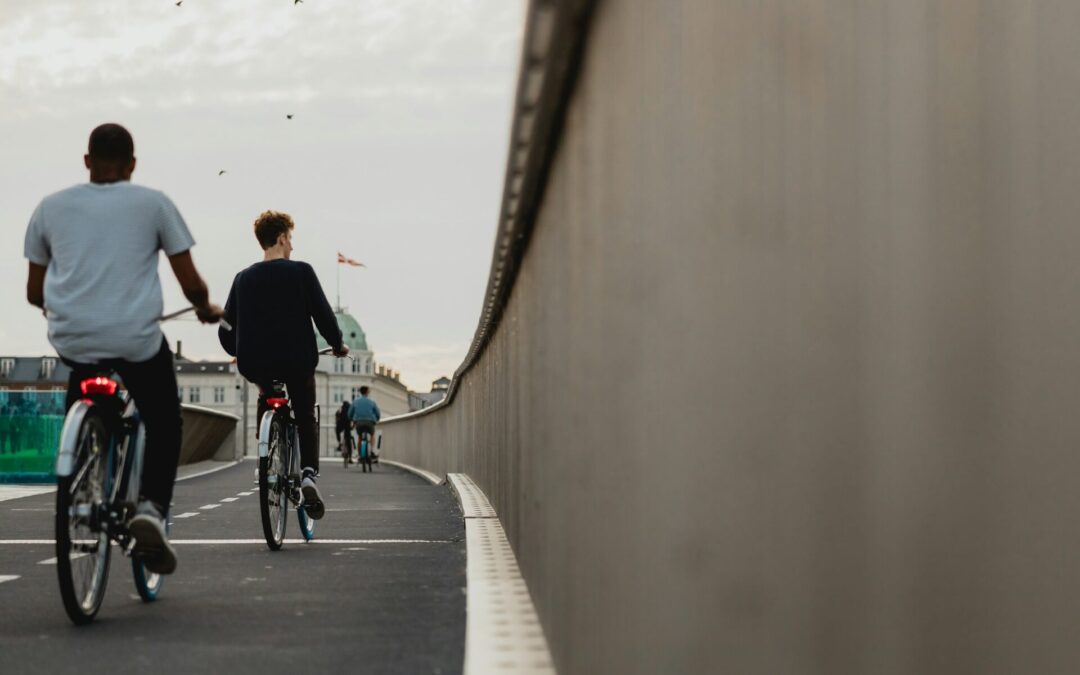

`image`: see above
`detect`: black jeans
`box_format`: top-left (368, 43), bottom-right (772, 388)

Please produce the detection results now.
top-left (255, 374), bottom-right (319, 473)
top-left (62, 339), bottom-right (182, 512)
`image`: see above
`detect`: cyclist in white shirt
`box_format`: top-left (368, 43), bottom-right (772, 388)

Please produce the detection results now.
top-left (24, 123), bottom-right (223, 574)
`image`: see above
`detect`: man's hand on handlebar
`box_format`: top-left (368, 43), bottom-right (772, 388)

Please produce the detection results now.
top-left (332, 343), bottom-right (350, 358)
top-left (195, 303), bottom-right (225, 324)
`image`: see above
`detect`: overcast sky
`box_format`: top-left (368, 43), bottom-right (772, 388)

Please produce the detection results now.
top-left (0, 0), bottom-right (525, 392)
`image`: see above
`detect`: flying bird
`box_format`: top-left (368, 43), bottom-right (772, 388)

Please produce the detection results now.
top-left (295, 0), bottom-right (303, 5)
top-left (218, 170), bottom-right (226, 176)
top-left (286, 114), bottom-right (294, 119)
top-left (175, 0), bottom-right (182, 5)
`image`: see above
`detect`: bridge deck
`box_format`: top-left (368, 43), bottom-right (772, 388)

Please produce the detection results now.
top-left (0, 460), bottom-right (466, 675)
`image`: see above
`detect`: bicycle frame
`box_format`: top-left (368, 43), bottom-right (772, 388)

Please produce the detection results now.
top-left (57, 390), bottom-right (146, 543)
top-left (258, 406), bottom-right (301, 495)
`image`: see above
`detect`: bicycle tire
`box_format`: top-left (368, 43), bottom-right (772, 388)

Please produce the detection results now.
top-left (55, 412), bottom-right (113, 625)
top-left (297, 505), bottom-right (316, 541)
top-left (132, 557), bottom-right (163, 601)
top-left (258, 414), bottom-right (288, 550)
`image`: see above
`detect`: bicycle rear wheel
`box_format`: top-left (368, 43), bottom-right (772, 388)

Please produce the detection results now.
top-left (132, 558), bottom-right (163, 601)
top-left (56, 412), bottom-right (113, 625)
top-left (297, 505), bottom-right (316, 541)
top-left (258, 414), bottom-right (288, 550)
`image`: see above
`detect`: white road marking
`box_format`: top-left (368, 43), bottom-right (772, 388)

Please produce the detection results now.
top-left (199, 504), bottom-right (220, 510)
top-left (38, 553), bottom-right (88, 565)
top-left (236, 491), bottom-right (254, 496)
top-left (0, 539), bottom-right (450, 545)
top-left (0, 575), bottom-right (19, 584)
top-left (173, 512), bottom-right (200, 519)
top-left (219, 497), bottom-right (238, 503)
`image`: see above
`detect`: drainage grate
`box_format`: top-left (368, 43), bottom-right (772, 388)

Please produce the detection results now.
top-left (450, 473), bottom-right (555, 674)
top-left (448, 473), bottom-right (498, 518)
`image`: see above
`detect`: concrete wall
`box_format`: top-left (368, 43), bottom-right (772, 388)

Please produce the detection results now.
top-left (180, 405), bottom-right (239, 464)
top-left (382, 2), bottom-right (1080, 673)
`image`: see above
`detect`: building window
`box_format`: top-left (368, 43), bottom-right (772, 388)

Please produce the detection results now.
top-left (332, 388), bottom-right (344, 403)
top-left (189, 387), bottom-right (200, 404)
top-left (213, 386), bottom-right (225, 403)
top-left (333, 359), bottom-right (344, 373)
top-left (177, 386), bottom-right (185, 401)
top-left (351, 359), bottom-right (362, 373)
top-left (0, 359), bottom-right (13, 377)
top-left (41, 358), bottom-right (56, 379)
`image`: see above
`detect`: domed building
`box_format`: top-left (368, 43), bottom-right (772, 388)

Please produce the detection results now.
top-left (314, 309), bottom-right (410, 421)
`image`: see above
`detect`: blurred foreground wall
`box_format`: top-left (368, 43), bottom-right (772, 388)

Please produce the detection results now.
top-left (382, 2), bottom-right (1080, 672)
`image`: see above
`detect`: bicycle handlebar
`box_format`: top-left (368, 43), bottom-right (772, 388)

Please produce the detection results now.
top-left (318, 347), bottom-right (354, 360)
top-left (160, 306), bottom-right (231, 332)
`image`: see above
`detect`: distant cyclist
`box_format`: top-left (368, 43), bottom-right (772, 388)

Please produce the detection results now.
top-left (23, 123), bottom-right (224, 574)
top-left (348, 386), bottom-right (381, 459)
top-left (218, 210), bottom-right (347, 519)
top-left (335, 400), bottom-right (352, 462)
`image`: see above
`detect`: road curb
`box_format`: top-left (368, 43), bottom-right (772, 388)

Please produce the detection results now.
top-left (379, 459), bottom-right (443, 486)
top-left (447, 473), bottom-right (556, 674)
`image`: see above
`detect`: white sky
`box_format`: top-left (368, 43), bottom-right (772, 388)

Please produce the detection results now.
top-left (0, 0), bottom-right (525, 392)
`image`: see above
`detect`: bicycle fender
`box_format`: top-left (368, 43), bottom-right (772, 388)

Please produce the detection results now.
top-left (257, 410), bottom-right (276, 458)
top-left (56, 400), bottom-right (93, 477)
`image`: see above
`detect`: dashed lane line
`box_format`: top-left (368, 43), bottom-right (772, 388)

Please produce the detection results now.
top-left (236, 491), bottom-right (254, 496)
top-left (173, 512), bottom-right (200, 519)
top-left (219, 497), bottom-right (238, 503)
top-left (199, 504), bottom-right (220, 510)
top-left (38, 553), bottom-right (87, 565)
top-left (0, 575), bottom-right (19, 584)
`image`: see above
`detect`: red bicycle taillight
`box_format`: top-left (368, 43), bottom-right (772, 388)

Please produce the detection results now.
top-left (80, 377), bottom-right (118, 396)
top-left (266, 397), bottom-right (288, 409)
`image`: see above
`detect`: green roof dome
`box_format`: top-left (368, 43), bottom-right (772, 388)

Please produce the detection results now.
top-left (316, 310), bottom-right (368, 352)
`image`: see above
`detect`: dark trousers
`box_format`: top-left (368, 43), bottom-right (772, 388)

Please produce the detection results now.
top-left (255, 374), bottom-right (319, 473)
top-left (62, 339), bottom-right (182, 512)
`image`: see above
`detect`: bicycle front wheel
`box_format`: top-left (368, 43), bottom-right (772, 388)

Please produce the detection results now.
top-left (258, 415), bottom-right (288, 550)
top-left (56, 412), bottom-right (112, 625)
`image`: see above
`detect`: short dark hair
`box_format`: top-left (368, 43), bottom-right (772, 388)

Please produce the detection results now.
top-left (88, 123), bottom-right (134, 161)
top-left (359, 386), bottom-right (370, 396)
top-left (252, 210), bottom-right (294, 249)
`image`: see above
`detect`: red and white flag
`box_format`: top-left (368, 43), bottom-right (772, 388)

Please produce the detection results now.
top-left (337, 252), bottom-right (365, 267)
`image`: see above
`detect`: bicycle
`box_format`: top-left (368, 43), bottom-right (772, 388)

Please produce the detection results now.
top-left (355, 425), bottom-right (374, 473)
top-left (341, 421), bottom-right (355, 469)
top-left (53, 307), bottom-right (226, 625)
top-left (257, 347), bottom-right (347, 549)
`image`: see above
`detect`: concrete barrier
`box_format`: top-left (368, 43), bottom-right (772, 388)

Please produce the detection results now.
top-left (383, 1), bottom-right (1080, 672)
top-left (180, 404), bottom-right (239, 464)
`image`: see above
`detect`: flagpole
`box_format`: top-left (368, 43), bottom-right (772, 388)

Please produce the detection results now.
top-left (336, 255), bottom-right (340, 311)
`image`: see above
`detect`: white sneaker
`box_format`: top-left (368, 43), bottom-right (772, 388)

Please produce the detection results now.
top-left (128, 501), bottom-right (177, 575)
top-left (300, 472), bottom-right (325, 520)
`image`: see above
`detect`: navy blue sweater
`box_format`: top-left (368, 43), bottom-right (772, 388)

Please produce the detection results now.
top-left (218, 259), bottom-right (343, 382)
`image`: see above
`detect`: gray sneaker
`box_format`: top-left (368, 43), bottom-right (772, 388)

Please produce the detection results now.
top-left (128, 501), bottom-right (177, 575)
top-left (300, 472), bottom-right (325, 520)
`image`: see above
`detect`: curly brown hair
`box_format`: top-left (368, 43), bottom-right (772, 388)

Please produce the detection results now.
top-left (253, 210), bottom-right (294, 250)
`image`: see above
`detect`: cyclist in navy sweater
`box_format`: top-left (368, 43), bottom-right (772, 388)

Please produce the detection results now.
top-left (218, 211), bottom-right (347, 518)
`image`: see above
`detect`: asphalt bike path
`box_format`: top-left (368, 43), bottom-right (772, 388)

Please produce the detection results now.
top-left (0, 460), bottom-right (466, 674)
